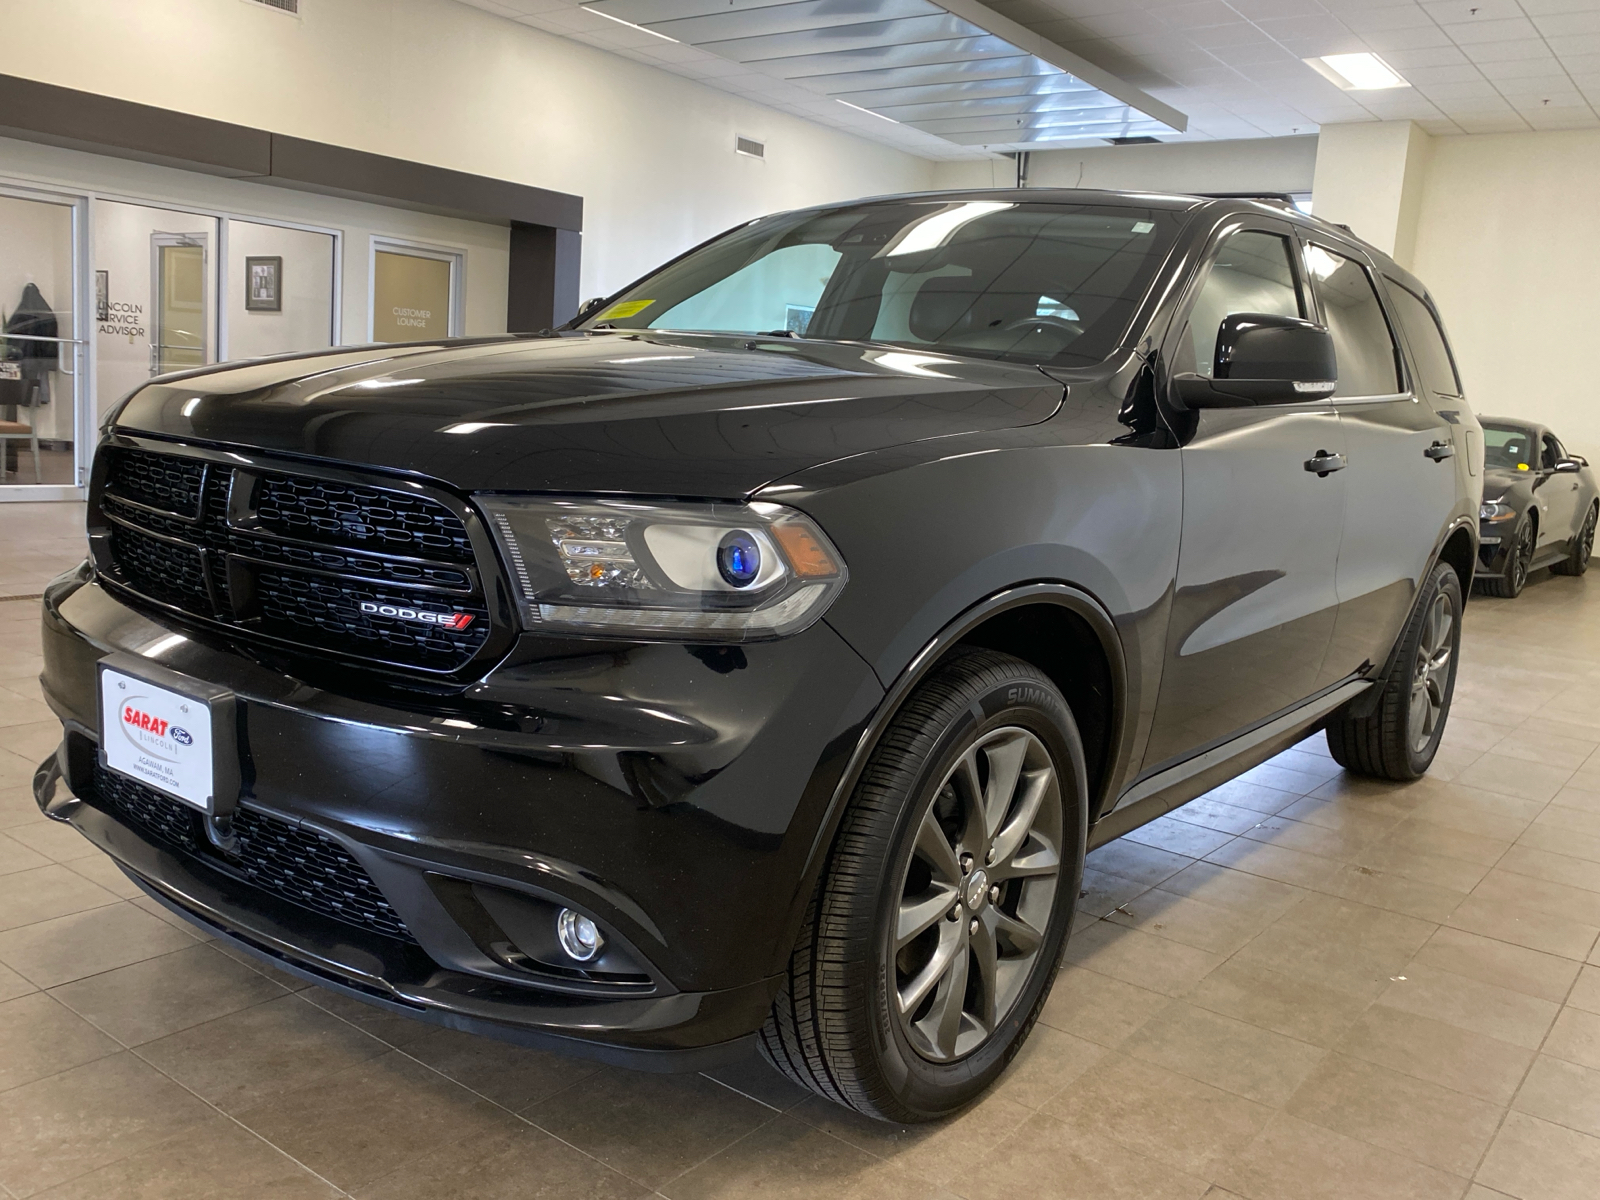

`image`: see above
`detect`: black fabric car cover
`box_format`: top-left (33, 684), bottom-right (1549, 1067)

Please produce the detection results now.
top-left (4, 282), bottom-right (58, 404)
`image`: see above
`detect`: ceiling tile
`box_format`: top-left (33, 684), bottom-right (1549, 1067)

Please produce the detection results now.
top-left (1438, 16), bottom-right (1541, 44)
top-left (1532, 10), bottom-right (1600, 37)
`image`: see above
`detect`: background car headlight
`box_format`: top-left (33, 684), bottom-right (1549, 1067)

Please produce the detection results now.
top-left (1480, 500), bottom-right (1517, 522)
top-left (478, 496), bottom-right (848, 641)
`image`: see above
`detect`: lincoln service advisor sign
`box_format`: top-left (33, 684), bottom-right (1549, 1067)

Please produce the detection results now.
top-left (99, 665), bottom-right (217, 812)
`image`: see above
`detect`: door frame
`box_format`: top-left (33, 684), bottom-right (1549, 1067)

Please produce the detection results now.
top-left (0, 179), bottom-right (91, 502)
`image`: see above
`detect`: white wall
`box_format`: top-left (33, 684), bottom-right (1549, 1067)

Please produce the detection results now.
top-left (1311, 121), bottom-right (1433, 265)
top-left (933, 136), bottom-right (1317, 196)
top-left (226, 223), bottom-right (336, 362)
top-left (0, 0), bottom-right (934, 300)
top-left (1408, 130), bottom-right (1600, 464)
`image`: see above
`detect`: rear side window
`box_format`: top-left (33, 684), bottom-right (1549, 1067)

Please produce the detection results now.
top-left (1306, 246), bottom-right (1401, 398)
top-left (1385, 281), bottom-right (1461, 397)
top-left (1187, 231), bottom-right (1302, 378)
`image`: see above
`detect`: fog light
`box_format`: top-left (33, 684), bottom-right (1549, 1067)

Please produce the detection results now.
top-left (556, 908), bottom-right (603, 962)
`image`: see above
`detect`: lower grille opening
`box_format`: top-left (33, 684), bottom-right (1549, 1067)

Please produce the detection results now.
top-left (87, 764), bottom-right (416, 943)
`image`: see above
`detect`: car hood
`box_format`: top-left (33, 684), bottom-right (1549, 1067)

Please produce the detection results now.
top-left (1482, 467), bottom-right (1532, 497)
top-left (111, 333), bottom-right (1064, 497)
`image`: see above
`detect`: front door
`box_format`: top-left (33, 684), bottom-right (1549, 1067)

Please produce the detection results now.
top-left (1143, 223), bottom-right (1348, 768)
top-left (1308, 244), bottom-right (1458, 680)
top-left (1537, 431), bottom-right (1581, 552)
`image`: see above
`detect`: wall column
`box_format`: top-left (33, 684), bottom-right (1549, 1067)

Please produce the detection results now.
top-left (1311, 121), bottom-right (1432, 267)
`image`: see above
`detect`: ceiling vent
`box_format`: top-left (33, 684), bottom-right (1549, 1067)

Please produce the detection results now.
top-left (735, 136), bottom-right (765, 159)
top-left (1105, 136), bottom-right (1161, 145)
top-left (248, 0), bottom-right (299, 14)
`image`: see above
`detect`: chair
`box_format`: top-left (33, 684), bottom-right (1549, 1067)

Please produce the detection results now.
top-left (0, 377), bottom-right (42, 483)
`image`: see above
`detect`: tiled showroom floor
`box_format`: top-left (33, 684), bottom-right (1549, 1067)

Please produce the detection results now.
top-left (2, 504), bottom-right (1599, 1200)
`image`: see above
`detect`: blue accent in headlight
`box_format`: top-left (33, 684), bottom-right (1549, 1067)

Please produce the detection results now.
top-left (717, 531), bottom-right (761, 588)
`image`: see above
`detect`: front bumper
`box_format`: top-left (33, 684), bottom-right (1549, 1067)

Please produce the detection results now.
top-left (37, 569), bottom-right (884, 1065)
top-left (1475, 524), bottom-right (1508, 575)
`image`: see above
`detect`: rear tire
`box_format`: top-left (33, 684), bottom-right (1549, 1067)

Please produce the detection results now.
top-left (1327, 561), bottom-right (1462, 781)
top-left (759, 649), bottom-right (1086, 1122)
top-left (1551, 503), bottom-right (1596, 576)
top-left (1478, 513), bottom-right (1533, 597)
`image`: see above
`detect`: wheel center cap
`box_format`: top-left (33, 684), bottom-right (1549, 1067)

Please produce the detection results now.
top-left (965, 868), bottom-right (989, 912)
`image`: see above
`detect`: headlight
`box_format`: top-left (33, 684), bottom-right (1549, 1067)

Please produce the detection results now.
top-left (1480, 500), bottom-right (1516, 522)
top-left (479, 496), bottom-right (848, 641)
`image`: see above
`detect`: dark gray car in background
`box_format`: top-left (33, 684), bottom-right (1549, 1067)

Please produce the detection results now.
top-left (1475, 418), bottom-right (1596, 596)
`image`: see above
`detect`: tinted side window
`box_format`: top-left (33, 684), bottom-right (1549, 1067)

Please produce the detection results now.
top-left (1385, 281), bottom-right (1461, 397)
top-left (1307, 247), bottom-right (1401, 397)
top-left (1188, 231), bottom-right (1302, 378)
top-left (1542, 434), bottom-right (1563, 470)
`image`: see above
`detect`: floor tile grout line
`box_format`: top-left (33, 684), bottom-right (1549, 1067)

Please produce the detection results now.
top-left (0, 908), bottom-right (229, 996)
top-left (282, 987), bottom-right (702, 1194)
top-left (1461, 905), bottom-right (1599, 1186)
top-left (1267, 781), bottom-right (1596, 1185)
top-left (695, 1069), bottom-right (786, 1113)
top-left (1076, 816), bottom-right (1593, 1179)
top-left (16, 977), bottom-right (359, 1200)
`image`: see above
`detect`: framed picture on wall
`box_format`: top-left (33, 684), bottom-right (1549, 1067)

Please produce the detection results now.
top-left (245, 256), bottom-right (283, 312)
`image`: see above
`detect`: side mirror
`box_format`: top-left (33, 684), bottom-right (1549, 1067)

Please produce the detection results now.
top-left (574, 296), bottom-right (608, 322)
top-left (1556, 459), bottom-right (1582, 473)
top-left (1171, 313), bottom-right (1338, 409)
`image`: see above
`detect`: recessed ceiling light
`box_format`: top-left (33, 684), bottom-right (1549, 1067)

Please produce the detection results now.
top-left (836, 99), bottom-right (900, 123)
top-left (1306, 52), bottom-right (1409, 91)
top-left (580, 5), bottom-right (679, 43)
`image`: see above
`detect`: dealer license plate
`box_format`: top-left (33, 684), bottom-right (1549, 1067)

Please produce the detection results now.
top-left (99, 661), bottom-right (219, 813)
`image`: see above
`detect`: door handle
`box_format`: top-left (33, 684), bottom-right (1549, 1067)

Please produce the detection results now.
top-left (1424, 441), bottom-right (1455, 461)
top-left (1304, 451), bottom-right (1346, 477)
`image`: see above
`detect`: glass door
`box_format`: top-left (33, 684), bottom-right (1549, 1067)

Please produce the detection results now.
top-left (151, 232), bottom-right (209, 374)
top-left (0, 188), bottom-right (86, 491)
top-left (93, 201), bottom-right (218, 424)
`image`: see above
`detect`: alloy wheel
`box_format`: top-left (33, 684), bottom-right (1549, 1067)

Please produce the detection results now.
top-left (1579, 508), bottom-right (1596, 567)
top-left (1511, 520), bottom-right (1534, 592)
top-left (1409, 590), bottom-right (1455, 754)
top-left (891, 727), bottom-right (1063, 1063)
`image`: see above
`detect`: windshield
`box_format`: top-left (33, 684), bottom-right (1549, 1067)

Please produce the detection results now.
top-left (576, 200), bottom-right (1185, 368)
top-left (1482, 423), bottom-right (1535, 471)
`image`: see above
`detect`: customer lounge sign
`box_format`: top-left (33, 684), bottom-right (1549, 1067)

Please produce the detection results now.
top-left (372, 250), bottom-right (452, 342)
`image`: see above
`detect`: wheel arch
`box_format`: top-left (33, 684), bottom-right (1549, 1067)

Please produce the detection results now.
top-left (776, 584), bottom-right (1127, 977)
top-left (1436, 522), bottom-right (1476, 598)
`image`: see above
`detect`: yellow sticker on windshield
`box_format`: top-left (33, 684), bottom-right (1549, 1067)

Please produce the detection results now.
top-left (595, 299), bottom-right (654, 321)
top-left (1518, 463), bottom-right (1530, 470)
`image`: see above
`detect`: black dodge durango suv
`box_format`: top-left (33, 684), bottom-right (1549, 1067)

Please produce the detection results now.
top-left (35, 190), bottom-right (1483, 1122)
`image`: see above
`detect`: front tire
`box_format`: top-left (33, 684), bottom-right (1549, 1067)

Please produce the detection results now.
top-left (1551, 503), bottom-right (1596, 576)
top-left (1327, 560), bottom-right (1462, 780)
top-left (759, 649), bottom-right (1086, 1122)
top-left (1479, 513), bottom-right (1533, 597)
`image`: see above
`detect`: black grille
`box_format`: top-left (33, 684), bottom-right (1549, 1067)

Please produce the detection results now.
top-left (105, 448), bottom-right (206, 518)
top-left (96, 447), bottom-right (490, 672)
top-left (255, 476), bottom-right (474, 562)
top-left (90, 764), bottom-right (415, 942)
top-left (255, 573), bottom-right (482, 670)
top-left (108, 524), bottom-right (208, 607)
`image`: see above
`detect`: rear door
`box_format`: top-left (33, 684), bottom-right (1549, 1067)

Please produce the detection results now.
top-left (1142, 218), bottom-right (1348, 768)
top-left (1304, 238), bottom-right (1457, 682)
